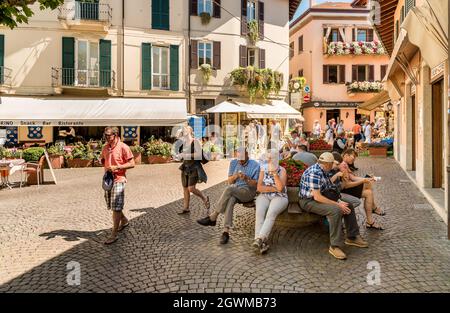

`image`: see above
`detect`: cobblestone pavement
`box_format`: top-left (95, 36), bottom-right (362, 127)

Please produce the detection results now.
top-left (0, 158), bottom-right (449, 293)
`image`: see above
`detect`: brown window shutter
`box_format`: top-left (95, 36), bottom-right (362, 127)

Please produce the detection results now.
top-left (299, 36), bottom-right (303, 53)
top-left (213, 0), bottom-right (221, 18)
top-left (368, 29), bottom-right (374, 42)
top-left (259, 49), bottom-right (265, 69)
top-left (258, 1), bottom-right (264, 39)
top-left (352, 65), bottom-right (357, 82)
top-left (241, 0), bottom-right (248, 35)
top-left (190, 0), bottom-right (198, 16)
top-left (352, 29), bottom-right (355, 41)
top-left (323, 65), bottom-right (328, 84)
top-left (239, 45), bottom-right (248, 67)
top-left (213, 41), bottom-right (221, 70)
top-left (191, 40), bottom-right (198, 69)
top-left (368, 65), bottom-right (375, 82)
top-left (381, 65), bottom-right (387, 80)
top-left (339, 65), bottom-right (345, 84)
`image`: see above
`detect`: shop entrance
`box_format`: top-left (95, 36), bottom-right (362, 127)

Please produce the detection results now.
top-left (432, 79), bottom-right (444, 188)
top-left (326, 109), bottom-right (340, 123)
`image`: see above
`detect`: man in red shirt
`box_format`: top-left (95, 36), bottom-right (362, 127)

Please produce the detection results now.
top-left (101, 126), bottom-right (135, 244)
top-left (352, 121), bottom-right (362, 149)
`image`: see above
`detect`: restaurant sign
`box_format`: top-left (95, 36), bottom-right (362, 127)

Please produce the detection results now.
top-left (0, 120), bottom-right (87, 126)
top-left (302, 101), bottom-right (361, 109)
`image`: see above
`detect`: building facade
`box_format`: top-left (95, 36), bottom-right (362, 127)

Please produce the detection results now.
top-left (0, 0), bottom-right (300, 146)
top-left (289, 1), bottom-right (389, 133)
top-left (374, 0), bottom-right (448, 223)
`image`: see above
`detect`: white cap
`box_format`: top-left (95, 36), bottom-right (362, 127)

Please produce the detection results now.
top-left (318, 152), bottom-right (335, 163)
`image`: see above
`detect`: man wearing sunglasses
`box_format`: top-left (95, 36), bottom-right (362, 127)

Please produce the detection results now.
top-left (101, 127), bottom-right (135, 244)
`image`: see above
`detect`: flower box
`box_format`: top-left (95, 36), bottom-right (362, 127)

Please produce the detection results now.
top-left (368, 146), bottom-right (388, 157)
top-left (67, 159), bottom-right (92, 168)
top-left (49, 155), bottom-right (64, 169)
top-left (147, 155), bottom-right (171, 164)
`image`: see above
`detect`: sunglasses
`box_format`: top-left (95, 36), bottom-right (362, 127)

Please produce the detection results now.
top-left (104, 133), bottom-right (116, 138)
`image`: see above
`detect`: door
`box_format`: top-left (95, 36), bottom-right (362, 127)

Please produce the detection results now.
top-left (326, 109), bottom-right (340, 123)
top-left (76, 0), bottom-right (99, 20)
top-left (76, 40), bottom-right (99, 87)
top-left (432, 79), bottom-right (444, 188)
top-left (411, 95), bottom-right (416, 171)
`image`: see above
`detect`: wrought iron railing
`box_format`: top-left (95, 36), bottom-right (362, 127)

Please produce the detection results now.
top-left (58, 1), bottom-right (112, 23)
top-left (0, 66), bottom-right (12, 86)
top-left (52, 67), bottom-right (115, 89)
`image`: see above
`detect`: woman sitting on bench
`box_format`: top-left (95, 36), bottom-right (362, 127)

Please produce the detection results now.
top-left (253, 149), bottom-right (288, 255)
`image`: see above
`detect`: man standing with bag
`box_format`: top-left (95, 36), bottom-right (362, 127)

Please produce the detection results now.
top-left (102, 126), bottom-right (135, 245)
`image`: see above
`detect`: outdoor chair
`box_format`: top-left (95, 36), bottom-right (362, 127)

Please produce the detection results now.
top-left (23, 155), bottom-right (46, 187)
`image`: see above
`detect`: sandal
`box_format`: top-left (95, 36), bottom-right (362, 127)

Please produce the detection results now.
top-left (177, 208), bottom-right (190, 215)
top-left (104, 235), bottom-right (118, 245)
top-left (366, 220), bottom-right (384, 230)
top-left (118, 221), bottom-right (129, 232)
top-left (204, 196), bottom-right (211, 211)
top-left (372, 207), bottom-right (386, 216)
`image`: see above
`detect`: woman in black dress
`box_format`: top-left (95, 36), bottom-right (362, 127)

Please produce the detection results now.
top-left (177, 126), bottom-right (210, 214)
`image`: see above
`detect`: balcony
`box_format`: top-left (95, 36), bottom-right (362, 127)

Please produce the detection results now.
top-left (52, 68), bottom-right (116, 92)
top-left (0, 66), bottom-right (12, 91)
top-left (58, 1), bottom-right (112, 31)
top-left (346, 81), bottom-right (383, 95)
top-left (325, 41), bottom-right (386, 56)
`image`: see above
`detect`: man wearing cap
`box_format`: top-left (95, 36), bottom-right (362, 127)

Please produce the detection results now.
top-left (298, 152), bottom-right (368, 260)
top-left (197, 148), bottom-right (260, 244)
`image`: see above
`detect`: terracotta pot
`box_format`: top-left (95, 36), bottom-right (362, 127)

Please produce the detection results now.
top-left (368, 147), bottom-right (387, 157)
top-left (48, 155), bottom-right (64, 169)
top-left (147, 155), bottom-right (171, 164)
top-left (133, 152), bottom-right (142, 165)
top-left (67, 158), bottom-right (92, 168)
top-left (27, 168), bottom-right (44, 185)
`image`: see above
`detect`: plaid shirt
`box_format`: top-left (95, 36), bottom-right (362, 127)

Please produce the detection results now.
top-left (299, 163), bottom-right (335, 199)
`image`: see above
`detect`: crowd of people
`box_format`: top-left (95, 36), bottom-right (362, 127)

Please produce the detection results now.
top-left (99, 125), bottom-right (386, 261)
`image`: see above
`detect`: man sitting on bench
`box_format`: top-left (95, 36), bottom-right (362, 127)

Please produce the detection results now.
top-left (197, 147), bottom-right (260, 244)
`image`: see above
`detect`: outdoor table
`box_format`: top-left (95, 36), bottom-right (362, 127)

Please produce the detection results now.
top-left (0, 159), bottom-right (25, 189)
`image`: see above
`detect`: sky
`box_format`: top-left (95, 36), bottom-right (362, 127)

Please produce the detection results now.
top-left (291, 0), bottom-right (353, 22)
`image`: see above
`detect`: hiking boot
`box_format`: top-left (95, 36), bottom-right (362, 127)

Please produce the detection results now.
top-left (220, 232), bottom-right (230, 244)
top-left (252, 238), bottom-right (263, 250)
top-left (197, 216), bottom-right (216, 227)
top-left (328, 246), bottom-right (347, 260)
top-left (260, 242), bottom-right (270, 254)
top-left (345, 236), bottom-right (369, 248)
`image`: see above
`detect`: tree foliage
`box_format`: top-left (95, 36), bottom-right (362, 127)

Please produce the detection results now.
top-left (0, 0), bottom-right (64, 29)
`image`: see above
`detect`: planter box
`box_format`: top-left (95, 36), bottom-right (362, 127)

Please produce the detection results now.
top-left (27, 169), bottom-right (44, 185)
top-left (67, 159), bottom-right (92, 168)
top-left (368, 147), bottom-right (387, 157)
top-left (49, 155), bottom-right (64, 169)
top-left (133, 152), bottom-right (142, 165)
top-left (147, 155), bottom-right (171, 164)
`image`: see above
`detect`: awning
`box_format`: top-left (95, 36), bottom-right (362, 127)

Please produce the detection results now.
top-left (0, 97), bottom-right (187, 126)
top-left (235, 100), bottom-right (304, 120)
top-left (357, 91), bottom-right (390, 115)
top-left (205, 101), bottom-right (246, 113)
top-left (401, 0), bottom-right (448, 69)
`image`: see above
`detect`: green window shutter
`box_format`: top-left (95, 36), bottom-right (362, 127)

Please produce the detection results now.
top-left (0, 35), bottom-right (4, 84)
top-left (142, 43), bottom-right (152, 90)
top-left (99, 39), bottom-right (111, 87)
top-left (170, 45), bottom-right (179, 91)
top-left (152, 0), bottom-right (169, 30)
top-left (62, 37), bottom-right (75, 86)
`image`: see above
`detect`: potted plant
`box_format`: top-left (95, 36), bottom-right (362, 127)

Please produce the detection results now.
top-left (368, 142), bottom-right (389, 157)
top-left (247, 19), bottom-right (259, 44)
top-left (0, 147), bottom-right (23, 159)
top-left (130, 145), bottom-right (145, 165)
top-left (308, 139), bottom-right (332, 157)
top-left (65, 142), bottom-right (95, 168)
top-left (199, 63), bottom-right (212, 83)
top-left (199, 11), bottom-right (211, 25)
top-left (47, 145), bottom-right (65, 169)
top-left (144, 137), bottom-right (172, 164)
top-left (279, 158), bottom-right (308, 212)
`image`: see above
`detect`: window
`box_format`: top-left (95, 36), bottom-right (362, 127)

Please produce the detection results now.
top-left (298, 69), bottom-right (304, 77)
top-left (331, 29), bottom-right (340, 42)
top-left (323, 65), bottom-right (345, 84)
top-left (248, 48), bottom-right (258, 67)
top-left (289, 42), bottom-right (294, 58)
top-left (152, 46), bottom-right (169, 89)
top-left (76, 40), bottom-right (99, 86)
top-left (247, 0), bottom-right (257, 22)
top-left (198, 0), bottom-right (212, 15)
top-left (352, 65), bottom-right (375, 82)
top-left (357, 65), bottom-right (366, 81)
top-left (298, 35), bottom-right (303, 53)
top-left (357, 29), bottom-right (367, 42)
top-left (198, 42), bottom-right (212, 66)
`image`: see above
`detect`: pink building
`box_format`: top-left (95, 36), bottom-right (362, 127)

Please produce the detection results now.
top-left (289, 1), bottom-right (390, 133)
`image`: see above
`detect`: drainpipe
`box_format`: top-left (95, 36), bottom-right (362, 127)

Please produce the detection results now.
top-left (188, 5), bottom-right (192, 114)
top-left (447, 0), bottom-right (450, 239)
top-left (122, 0), bottom-right (125, 97)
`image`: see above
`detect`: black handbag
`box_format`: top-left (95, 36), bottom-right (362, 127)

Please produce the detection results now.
top-left (102, 171), bottom-right (114, 191)
top-left (322, 186), bottom-right (341, 202)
